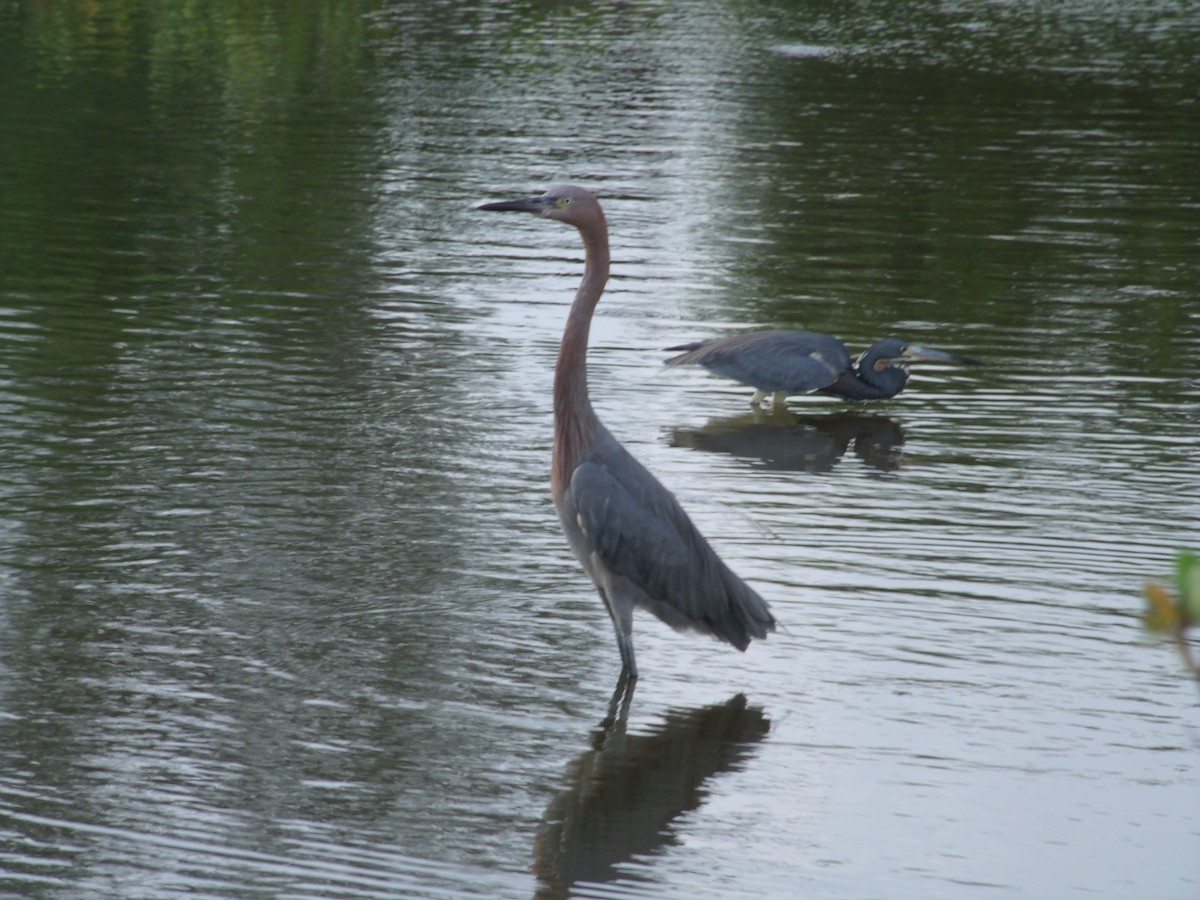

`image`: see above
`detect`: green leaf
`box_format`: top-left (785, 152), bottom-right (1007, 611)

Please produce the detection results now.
top-left (1175, 550), bottom-right (1200, 626)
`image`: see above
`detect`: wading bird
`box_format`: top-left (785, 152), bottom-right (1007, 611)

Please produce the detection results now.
top-left (478, 185), bottom-right (774, 680)
top-left (665, 331), bottom-right (982, 408)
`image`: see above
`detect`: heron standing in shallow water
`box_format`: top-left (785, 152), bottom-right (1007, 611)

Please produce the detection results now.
top-left (478, 185), bottom-right (775, 680)
top-left (666, 331), bottom-right (982, 408)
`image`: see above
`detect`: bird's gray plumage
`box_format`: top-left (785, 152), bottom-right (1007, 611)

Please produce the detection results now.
top-left (560, 425), bottom-right (773, 653)
top-left (667, 331), bottom-right (851, 394)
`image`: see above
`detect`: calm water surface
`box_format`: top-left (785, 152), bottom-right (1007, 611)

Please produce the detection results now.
top-left (1, 1), bottom-right (1198, 897)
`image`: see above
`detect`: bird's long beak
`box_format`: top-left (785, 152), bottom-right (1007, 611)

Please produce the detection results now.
top-left (476, 195), bottom-right (548, 214)
top-left (903, 344), bottom-right (984, 366)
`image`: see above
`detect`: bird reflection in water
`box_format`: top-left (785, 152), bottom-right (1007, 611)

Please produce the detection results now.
top-left (670, 410), bottom-right (906, 474)
top-left (533, 688), bottom-right (770, 898)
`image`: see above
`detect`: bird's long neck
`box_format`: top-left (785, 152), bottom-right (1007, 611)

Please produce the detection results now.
top-left (842, 355), bottom-right (907, 400)
top-left (552, 216), bottom-right (610, 500)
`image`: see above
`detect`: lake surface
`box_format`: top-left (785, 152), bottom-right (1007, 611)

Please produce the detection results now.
top-left (1, 1), bottom-right (1198, 897)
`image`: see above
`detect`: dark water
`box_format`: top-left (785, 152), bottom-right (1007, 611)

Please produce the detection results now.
top-left (1, 1), bottom-right (1198, 897)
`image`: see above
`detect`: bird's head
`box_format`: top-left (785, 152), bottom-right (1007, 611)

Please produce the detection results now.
top-left (856, 337), bottom-right (982, 397)
top-left (861, 338), bottom-right (983, 373)
top-left (477, 184), bottom-right (604, 228)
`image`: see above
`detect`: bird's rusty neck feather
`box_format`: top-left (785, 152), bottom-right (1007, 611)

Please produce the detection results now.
top-left (551, 208), bottom-right (610, 501)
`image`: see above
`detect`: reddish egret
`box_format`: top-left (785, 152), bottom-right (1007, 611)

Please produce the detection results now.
top-left (666, 331), bottom-right (982, 408)
top-left (478, 185), bottom-right (774, 679)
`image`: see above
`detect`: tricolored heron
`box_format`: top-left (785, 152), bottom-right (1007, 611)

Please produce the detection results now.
top-left (665, 331), bottom-right (982, 408)
top-left (478, 185), bottom-right (775, 680)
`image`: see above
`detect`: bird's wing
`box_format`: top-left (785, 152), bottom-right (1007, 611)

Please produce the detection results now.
top-left (666, 331), bottom-right (848, 393)
top-left (563, 448), bottom-right (771, 647)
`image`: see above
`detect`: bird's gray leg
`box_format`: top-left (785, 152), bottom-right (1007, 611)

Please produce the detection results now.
top-left (615, 626), bottom-right (638, 680)
top-left (599, 583), bottom-right (639, 679)
top-left (771, 391), bottom-right (789, 408)
top-left (749, 389), bottom-right (768, 408)
top-left (608, 595), bottom-right (638, 680)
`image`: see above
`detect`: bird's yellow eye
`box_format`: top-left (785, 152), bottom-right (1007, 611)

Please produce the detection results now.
top-left (556, 196), bottom-right (572, 208)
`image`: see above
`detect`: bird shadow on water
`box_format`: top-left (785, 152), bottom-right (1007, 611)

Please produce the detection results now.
top-left (667, 409), bottom-right (905, 474)
top-left (531, 682), bottom-right (771, 898)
